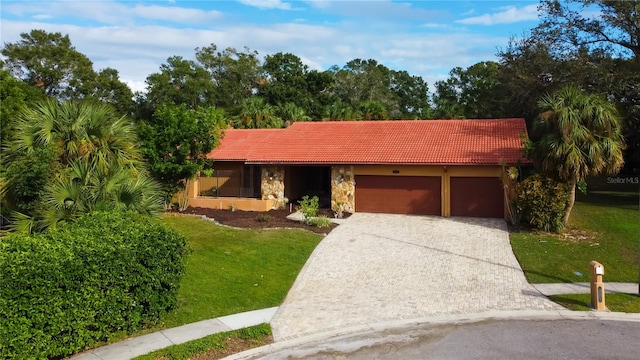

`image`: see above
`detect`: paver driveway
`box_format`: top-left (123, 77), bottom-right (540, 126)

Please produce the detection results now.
top-left (270, 213), bottom-right (563, 341)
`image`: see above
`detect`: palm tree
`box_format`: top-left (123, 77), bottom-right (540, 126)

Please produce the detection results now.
top-left (11, 99), bottom-right (142, 171)
top-left (233, 96), bottom-right (283, 129)
top-left (277, 102), bottom-right (310, 125)
top-left (3, 99), bottom-right (161, 232)
top-left (360, 100), bottom-right (388, 120)
top-left (30, 160), bottom-right (162, 231)
top-left (533, 85), bottom-right (625, 225)
top-left (324, 101), bottom-right (362, 121)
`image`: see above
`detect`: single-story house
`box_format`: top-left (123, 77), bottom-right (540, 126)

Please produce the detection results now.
top-left (184, 119), bottom-right (529, 218)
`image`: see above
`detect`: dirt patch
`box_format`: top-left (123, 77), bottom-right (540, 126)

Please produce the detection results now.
top-left (561, 228), bottom-right (599, 244)
top-left (179, 207), bottom-right (350, 234)
top-left (189, 335), bottom-right (273, 360)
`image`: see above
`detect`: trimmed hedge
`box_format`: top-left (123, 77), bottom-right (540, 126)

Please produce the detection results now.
top-left (0, 211), bottom-right (189, 359)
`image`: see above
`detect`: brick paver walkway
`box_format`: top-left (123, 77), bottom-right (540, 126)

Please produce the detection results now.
top-left (270, 213), bottom-right (563, 340)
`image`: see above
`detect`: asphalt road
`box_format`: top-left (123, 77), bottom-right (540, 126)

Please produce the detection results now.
top-left (256, 319), bottom-right (640, 359)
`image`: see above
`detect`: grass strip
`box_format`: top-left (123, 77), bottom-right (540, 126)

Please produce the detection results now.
top-left (548, 293), bottom-right (640, 313)
top-left (134, 323), bottom-right (272, 360)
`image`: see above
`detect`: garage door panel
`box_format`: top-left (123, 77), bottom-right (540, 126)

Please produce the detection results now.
top-left (355, 175), bottom-right (441, 215)
top-left (450, 177), bottom-right (503, 218)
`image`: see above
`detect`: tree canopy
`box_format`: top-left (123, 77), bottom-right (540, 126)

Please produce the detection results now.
top-left (1, 30), bottom-right (95, 98)
top-left (535, 0), bottom-right (640, 61)
top-left (137, 104), bottom-right (225, 204)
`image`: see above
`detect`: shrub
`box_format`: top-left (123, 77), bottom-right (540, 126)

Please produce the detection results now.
top-left (0, 145), bottom-right (58, 217)
top-left (307, 215), bottom-right (332, 228)
top-left (297, 195), bottom-right (319, 220)
top-left (0, 211), bottom-right (189, 359)
top-left (257, 214), bottom-right (272, 223)
top-left (517, 174), bottom-right (570, 233)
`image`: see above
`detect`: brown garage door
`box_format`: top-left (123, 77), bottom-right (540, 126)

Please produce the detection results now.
top-left (355, 175), bottom-right (441, 215)
top-left (450, 177), bottom-right (504, 218)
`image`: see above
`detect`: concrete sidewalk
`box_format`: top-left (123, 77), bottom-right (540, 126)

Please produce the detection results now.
top-left (534, 282), bottom-right (638, 296)
top-left (70, 307), bottom-right (278, 360)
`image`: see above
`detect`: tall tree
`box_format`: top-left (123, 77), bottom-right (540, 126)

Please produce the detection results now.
top-left (1, 29), bottom-right (96, 98)
top-left (535, 0), bottom-right (640, 61)
top-left (261, 52), bottom-right (310, 109)
top-left (138, 104), bottom-right (225, 203)
top-left (433, 61), bottom-right (507, 119)
top-left (144, 56), bottom-right (215, 110)
top-left (196, 44), bottom-right (262, 110)
top-left (532, 86), bottom-right (625, 225)
top-left (497, 37), bottom-right (567, 123)
top-left (389, 70), bottom-right (431, 119)
top-left (332, 59), bottom-right (400, 117)
top-left (89, 68), bottom-right (134, 116)
top-left (305, 69), bottom-right (336, 120)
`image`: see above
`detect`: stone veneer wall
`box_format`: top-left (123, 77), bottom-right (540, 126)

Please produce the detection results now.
top-left (261, 166), bottom-right (286, 209)
top-left (331, 166), bottom-right (355, 216)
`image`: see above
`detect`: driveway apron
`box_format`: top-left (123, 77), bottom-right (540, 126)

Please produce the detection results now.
top-left (270, 213), bottom-right (563, 341)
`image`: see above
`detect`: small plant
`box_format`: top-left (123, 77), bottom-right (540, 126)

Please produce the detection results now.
top-left (307, 215), bottom-right (332, 228)
top-left (278, 197), bottom-right (289, 210)
top-left (333, 202), bottom-right (344, 219)
top-left (257, 214), bottom-right (272, 223)
top-left (297, 195), bottom-right (319, 220)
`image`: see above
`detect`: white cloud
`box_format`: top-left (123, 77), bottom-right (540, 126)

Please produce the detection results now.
top-left (420, 23), bottom-right (464, 31)
top-left (2, 1), bottom-right (221, 26)
top-left (456, 4), bottom-right (538, 25)
top-left (130, 5), bottom-right (222, 24)
top-left (305, 0), bottom-right (444, 21)
top-left (238, 0), bottom-right (292, 10)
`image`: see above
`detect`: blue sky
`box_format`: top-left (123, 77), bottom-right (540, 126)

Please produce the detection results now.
top-left (1, 0), bottom-right (541, 93)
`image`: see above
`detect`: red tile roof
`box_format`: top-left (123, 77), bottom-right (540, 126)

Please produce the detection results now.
top-left (208, 119), bottom-right (530, 165)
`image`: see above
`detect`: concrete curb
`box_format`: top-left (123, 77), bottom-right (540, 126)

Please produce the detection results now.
top-left (223, 310), bottom-right (640, 360)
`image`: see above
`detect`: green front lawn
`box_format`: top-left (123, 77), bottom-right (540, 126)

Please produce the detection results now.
top-left (510, 183), bottom-right (639, 284)
top-left (549, 293), bottom-right (640, 313)
top-left (159, 214), bottom-right (322, 328)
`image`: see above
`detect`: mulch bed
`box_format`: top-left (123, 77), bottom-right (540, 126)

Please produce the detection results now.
top-left (179, 207), bottom-right (350, 234)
